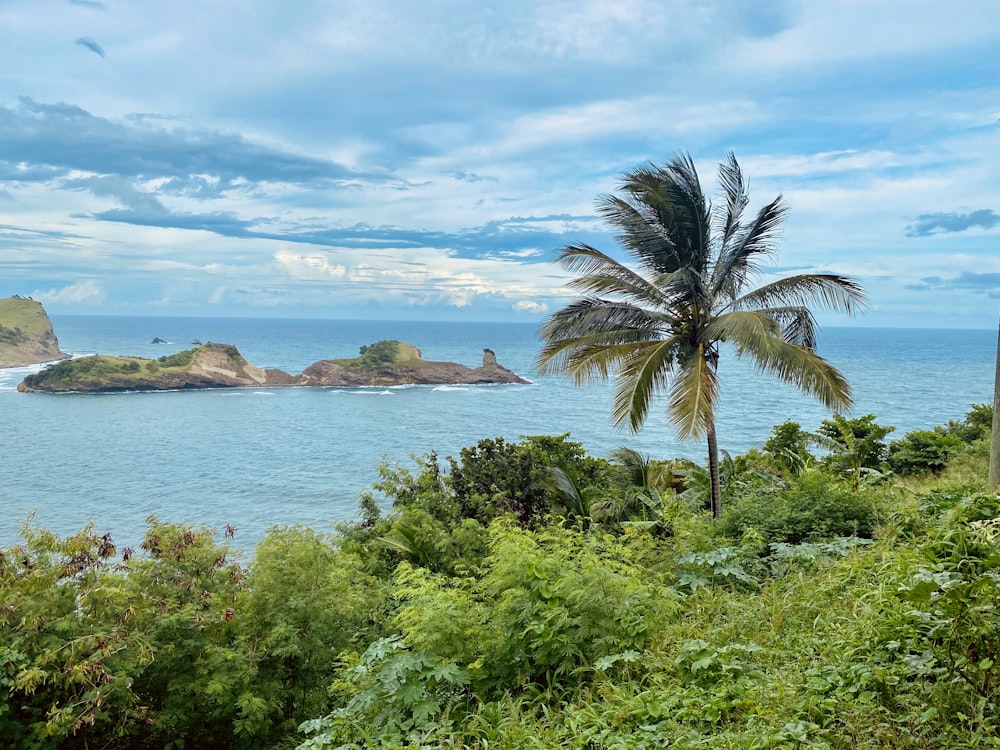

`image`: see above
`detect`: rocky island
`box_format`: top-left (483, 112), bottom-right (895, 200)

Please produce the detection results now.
top-left (0, 296), bottom-right (70, 368)
top-left (18, 339), bottom-right (530, 393)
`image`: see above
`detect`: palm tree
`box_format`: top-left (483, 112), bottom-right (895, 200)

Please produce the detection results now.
top-left (536, 152), bottom-right (867, 519)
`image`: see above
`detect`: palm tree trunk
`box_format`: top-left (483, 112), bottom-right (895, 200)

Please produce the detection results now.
top-left (707, 422), bottom-right (723, 519)
top-left (990, 313), bottom-right (1000, 490)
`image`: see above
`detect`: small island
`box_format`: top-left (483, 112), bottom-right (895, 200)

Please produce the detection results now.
top-left (0, 296), bottom-right (70, 368)
top-left (17, 339), bottom-right (530, 393)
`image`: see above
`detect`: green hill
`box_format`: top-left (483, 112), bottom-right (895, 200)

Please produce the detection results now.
top-left (0, 296), bottom-right (69, 367)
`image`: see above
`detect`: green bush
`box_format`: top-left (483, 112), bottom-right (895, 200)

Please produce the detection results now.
top-left (355, 340), bottom-right (399, 366)
top-left (945, 403), bottom-right (994, 444)
top-left (762, 420), bottom-right (815, 475)
top-left (888, 428), bottom-right (963, 475)
top-left (719, 470), bottom-right (880, 545)
top-left (394, 522), bottom-right (674, 694)
top-left (157, 348), bottom-right (197, 368)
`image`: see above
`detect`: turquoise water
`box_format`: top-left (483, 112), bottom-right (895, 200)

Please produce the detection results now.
top-left (1, 317), bottom-right (995, 550)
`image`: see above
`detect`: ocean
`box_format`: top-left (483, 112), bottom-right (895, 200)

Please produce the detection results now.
top-left (1, 316), bottom-right (996, 551)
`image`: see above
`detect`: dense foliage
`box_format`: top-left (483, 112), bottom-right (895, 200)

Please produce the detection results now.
top-left (2, 406), bottom-right (997, 749)
top-left (351, 341), bottom-right (403, 367)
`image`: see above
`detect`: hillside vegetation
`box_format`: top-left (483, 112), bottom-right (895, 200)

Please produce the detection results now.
top-left (329, 340), bottom-right (423, 368)
top-left (19, 344), bottom-right (240, 391)
top-left (1, 407), bottom-right (998, 749)
top-left (0, 296), bottom-right (68, 367)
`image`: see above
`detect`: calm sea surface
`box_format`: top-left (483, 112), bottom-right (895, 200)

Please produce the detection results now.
top-left (1, 317), bottom-right (995, 550)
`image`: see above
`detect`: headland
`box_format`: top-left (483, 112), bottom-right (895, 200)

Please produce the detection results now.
top-left (0, 296), bottom-right (70, 368)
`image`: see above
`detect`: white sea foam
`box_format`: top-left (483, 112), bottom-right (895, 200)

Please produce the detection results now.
top-left (432, 385), bottom-right (468, 392)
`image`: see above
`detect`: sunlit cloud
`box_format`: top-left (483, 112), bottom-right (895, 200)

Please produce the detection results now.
top-left (513, 300), bottom-right (548, 314)
top-left (32, 280), bottom-right (105, 304)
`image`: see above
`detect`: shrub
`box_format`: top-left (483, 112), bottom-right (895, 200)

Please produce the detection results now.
top-left (944, 403), bottom-right (993, 444)
top-left (817, 413), bottom-right (894, 485)
top-left (447, 435), bottom-right (609, 526)
top-left (156, 348), bottom-right (196, 369)
top-left (888, 428), bottom-right (963, 475)
top-left (356, 340), bottom-right (399, 366)
top-left (394, 522), bottom-right (674, 694)
top-left (762, 420), bottom-right (815, 475)
top-left (720, 470), bottom-right (880, 545)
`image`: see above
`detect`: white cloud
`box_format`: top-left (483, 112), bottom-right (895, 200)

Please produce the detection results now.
top-left (32, 279), bottom-right (105, 304)
top-left (513, 299), bottom-right (548, 314)
top-left (274, 250), bottom-right (346, 279)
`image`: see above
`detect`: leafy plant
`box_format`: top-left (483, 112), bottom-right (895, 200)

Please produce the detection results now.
top-left (298, 636), bottom-right (471, 749)
top-left (889, 428), bottom-right (963, 475)
top-left (720, 470), bottom-right (879, 545)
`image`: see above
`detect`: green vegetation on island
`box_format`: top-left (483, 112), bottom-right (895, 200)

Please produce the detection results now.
top-left (0, 296), bottom-right (69, 367)
top-left (18, 340), bottom-right (528, 392)
top-left (330, 340), bottom-right (420, 368)
top-left (18, 342), bottom-right (261, 392)
top-left (1, 406), bottom-right (997, 749)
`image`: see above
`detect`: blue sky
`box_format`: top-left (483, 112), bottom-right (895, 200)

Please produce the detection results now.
top-left (0, 1), bottom-right (998, 327)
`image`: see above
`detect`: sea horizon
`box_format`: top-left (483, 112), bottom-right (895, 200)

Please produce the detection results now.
top-left (2, 317), bottom-right (996, 552)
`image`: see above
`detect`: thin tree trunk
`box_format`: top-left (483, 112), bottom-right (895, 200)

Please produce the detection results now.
top-left (990, 312), bottom-right (1000, 490)
top-left (707, 422), bottom-right (722, 519)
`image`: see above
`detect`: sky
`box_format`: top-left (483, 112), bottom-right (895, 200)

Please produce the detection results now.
top-left (0, 0), bottom-right (998, 327)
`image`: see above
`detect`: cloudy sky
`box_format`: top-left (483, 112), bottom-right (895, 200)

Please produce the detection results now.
top-left (1, 0), bottom-right (998, 326)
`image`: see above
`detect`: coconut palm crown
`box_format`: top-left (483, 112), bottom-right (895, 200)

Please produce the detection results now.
top-left (536, 152), bottom-right (867, 518)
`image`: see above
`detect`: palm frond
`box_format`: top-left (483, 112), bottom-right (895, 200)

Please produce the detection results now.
top-left (713, 152), bottom-right (749, 251)
top-left (706, 310), bottom-right (782, 352)
top-left (596, 155), bottom-right (712, 276)
top-left (667, 345), bottom-right (719, 440)
top-left (711, 195), bottom-right (787, 301)
top-left (710, 307), bottom-right (819, 350)
top-left (611, 337), bottom-right (683, 433)
top-left (759, 306), bottom-right (819, 348)
top-left (733, 274), bottom-right (868, 315)
top-left (731, 332), bottom-right (854, 412)
top-left (557, 244), bottom-right (676, 308)
top-left (536, 299), bottom-right (666, 380)
top-left (610, 445), bottom-right (653, 487)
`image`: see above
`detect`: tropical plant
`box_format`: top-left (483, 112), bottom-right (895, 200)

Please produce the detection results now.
top-left (815, 413), bottom-right (894, 488)
top-left (536, 152), bottom-right (867, 517)
top-left (888, 427), bottom-right (963, 476)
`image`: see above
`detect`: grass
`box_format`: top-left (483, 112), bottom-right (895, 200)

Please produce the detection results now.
top-left (20, 344), bottom-right (231, 389)
top-left (0, 297), bottom-right (52, 337)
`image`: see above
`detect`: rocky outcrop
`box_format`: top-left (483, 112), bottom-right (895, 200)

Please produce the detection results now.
top-left (298, 346), bottom-right (529, 387)
top-left (0, 297), bottom-right (70, 368)
top-left (18, 343), bottom-right (280, 393)
top-left (18, 341), bottom-right (530, 393)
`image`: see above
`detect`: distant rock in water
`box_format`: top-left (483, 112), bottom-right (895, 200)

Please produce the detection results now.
top-left (0, 296), bottom-right (70, 368)
top-left (151, 337), bottom-right (169, 344)
top-left (17, 339), bottom-right (530, 393)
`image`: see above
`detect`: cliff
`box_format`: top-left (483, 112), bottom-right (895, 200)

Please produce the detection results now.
top-left (0, 296), bottom-right (70, 368)
top-left (18, 340), bottom-right (530, 393)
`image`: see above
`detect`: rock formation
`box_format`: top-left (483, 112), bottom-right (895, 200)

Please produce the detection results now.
top-left (0, 296), bottom-right (70, 368)
top-left (18, 340), bottom-right (530, 393)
